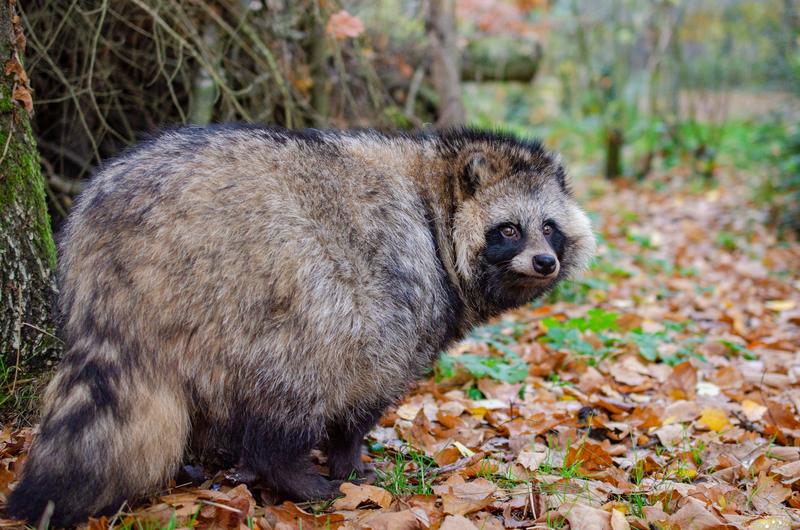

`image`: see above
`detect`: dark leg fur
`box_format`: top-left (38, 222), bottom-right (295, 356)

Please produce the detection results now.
top-left (326, 407), bottom-right (385, 481)
top-left (240, 419), bottom-right (341, 500)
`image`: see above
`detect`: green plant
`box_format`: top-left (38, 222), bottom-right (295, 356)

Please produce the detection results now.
top-left (375, 447), bottom-right (436, 496)
top-left (758, 124), bottom-right (800, 238)
top-left (540, 309), bottom-right (620, 363)
top-left (437, 322), bottom-right (529, 384)
top-left (715, 231), bottom-right (739, 251)
top-left (720, 339), bottom-right (758, 360)
top-left (628, 323), bottom-right (703, 366)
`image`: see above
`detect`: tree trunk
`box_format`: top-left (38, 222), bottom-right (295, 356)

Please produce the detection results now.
top-left (309, 3), bottom-right (330, 127)
top-left (0, 0), bottom-right (59, 412)
top-left (188, 20), bottom-right (223, 125)
top-left (427, 0), bottom-right (465, 127)
top-left (604, 127), bottom-right (624, 179)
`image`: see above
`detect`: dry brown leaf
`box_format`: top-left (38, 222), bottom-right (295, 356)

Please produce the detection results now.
top-left (516, 448), bottom-right (548, 471)
top-left (610, 509), bottom-right (629, 530)
top-left (642, 505), bottom-right (669, 526)
top-left (404, 494), bottom-right (443, 529)
top-left (663, 400), bottom-right (700, 424)
top-left (663, 361), bottom-right (697, 400)
top-left (668, 497), bottom-right (729, 529)
top-left (334, 482), bottom-right (393, 510)
top-left (263, 501), bottom-right (345, 529)
top-left (433, 475), bottom-right (496, 515)
top-left (741, 399), bottom-right (768, 422)
top-left (558, 502), bottom-right (611, 530)
top-left (3, 56), bottom-right (27, 84)
top-left (477, 379), bottom-right (522, 401)
top-left (565, 440), bottom-right (613, 472)
top-left (772, 459), bottom-right (800, 484)
top-left (765, 401), bottom-right (800, 430)
top-left (747, 517), bottom-right (791, 530)
top-left (439, 514), bottom-right (480, 530)
top-left (12, 84), bottom-right (32, 114)
top-left (0, 465), bottom-right (14, 494)
top-left (750, 472), bottom-right (791, 513)
top-left (355, 509), bottom-right (420, 530)
top-left (654, 423), bottom-right (685, 447)
top-left (434, 445), bottom-right (462, 466)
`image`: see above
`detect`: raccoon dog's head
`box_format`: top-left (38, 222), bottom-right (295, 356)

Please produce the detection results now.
top-left (447, 131), bottom-right (596, 316)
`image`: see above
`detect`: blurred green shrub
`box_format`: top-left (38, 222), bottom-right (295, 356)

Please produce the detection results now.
top-left (759, 123), bottom-right (800, 238)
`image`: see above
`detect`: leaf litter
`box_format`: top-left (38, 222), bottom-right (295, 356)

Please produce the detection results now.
top-left (1, 174), bottom-right (799, 529)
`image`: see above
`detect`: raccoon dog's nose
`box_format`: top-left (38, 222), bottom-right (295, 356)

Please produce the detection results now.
top-left (532, 254), bottom-right (557, 276)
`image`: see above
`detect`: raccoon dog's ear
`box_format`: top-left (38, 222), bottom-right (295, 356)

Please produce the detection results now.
top-left (462, 152), bottom-right (493, 195)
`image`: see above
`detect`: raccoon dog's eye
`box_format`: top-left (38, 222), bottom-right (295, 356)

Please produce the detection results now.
top-left (542, 223), bottom-right (554, 236)
top-left (500, 225), bottom-right (520, 240)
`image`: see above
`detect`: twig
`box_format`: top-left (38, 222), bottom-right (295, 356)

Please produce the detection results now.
top-left (0, 119), bottom-right (13, 167)
top-left (36, 501), bottom-right (54, 530)
top-left (11, 284), bottom-right (24, 399)
top-left (404, 66), bottom-right (426, 119)
top-left (47, 173), bottom-right (87, 195)
top-left (20, 7), bottom-right (101, 162)
top-left (22, 323), bottom-right (64, 344)
top-left (529, 482), bottom-right (536, 520)
top-left (128, 0), bottom-right (251, 120)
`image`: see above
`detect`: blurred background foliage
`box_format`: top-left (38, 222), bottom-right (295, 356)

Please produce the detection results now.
top-left (20, 0), bottom-right (800, 235)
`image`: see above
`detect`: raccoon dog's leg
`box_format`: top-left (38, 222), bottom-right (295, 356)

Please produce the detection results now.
top-left (240, 418), bottom-right (341, 500)
top-left (326, 406), bottom-right (385, 481)
top-left (6, 342), bottom-right (190, 527)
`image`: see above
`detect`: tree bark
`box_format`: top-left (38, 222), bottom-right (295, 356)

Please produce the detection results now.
top-left (0, 0), bottom-right (59, 407)
top-left (427, 0), bottom-right (465, 127)
top-left (309, 3), bottom-right (331, 127)
top-left (604, 127), bottom-right (624, 179)
top-left (188, 20), bottom-right (223, 125)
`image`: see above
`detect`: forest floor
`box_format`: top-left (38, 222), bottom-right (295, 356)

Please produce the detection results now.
top-left (1, 167), bottom-right (799, 530)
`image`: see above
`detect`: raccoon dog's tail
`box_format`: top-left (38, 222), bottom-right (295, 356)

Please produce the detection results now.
top-left (6, 338), bottom-right (189, 527)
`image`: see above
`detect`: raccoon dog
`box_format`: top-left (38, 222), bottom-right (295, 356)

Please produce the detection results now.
top-left (7, 126), bottom-right (595, 526)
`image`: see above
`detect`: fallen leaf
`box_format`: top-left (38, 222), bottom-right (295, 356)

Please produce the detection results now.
top-left (440, 514), bottom-right (479, 530)
top-left (764, 300), bottom-right (796, 311)
top-left (516, 448), bottom-right (548, 471)
top-left (741, 399), bottom-right (767, 422)
top-left (559, 502), bottom-right (611, 530)
top-left (356, 509), bottom-right (419, 530)
top-left (748, 516), bottom-right (791, 530)
top-left (334, 482), bottom-right (393, 510)
top-left (668, 497), bottom-right (728, 529)
top-left (263, 501), bottom-right (345, 529)
top-left (396, 403), bottom-right (423, 421)
top-left (565, 440), bottom-right (613, 472)
top-left (654, 423), bottom-right (685, 447)
top-left (696, 381), bottom-right (720, 396)
top-left (765, 400), bottom-right (800, 430)
top-left (610, 508), bottom-right (629, 530)
top-left (0, 465), bottom-right (14, 494)
top-left (663, 361), bottom-right (697, 400)
top-left (663, 400), bottom-right (700, 424)
top-left (433, 475), bottom-right (496, 515)
top-left (750, 472), bottom-right (791, 513)
top-left (772, 460), bottom-right (800, 484)
top-left (699, 407), bottom-right (731, 432)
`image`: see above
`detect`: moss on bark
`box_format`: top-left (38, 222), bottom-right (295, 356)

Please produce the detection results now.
top-left (0, 0), bottom-right (59, 421)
